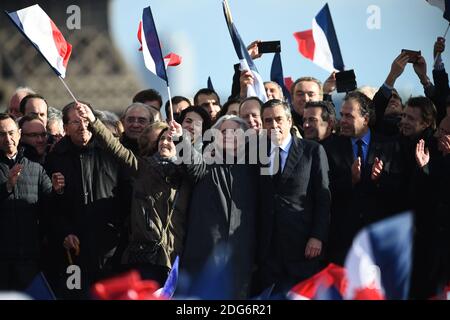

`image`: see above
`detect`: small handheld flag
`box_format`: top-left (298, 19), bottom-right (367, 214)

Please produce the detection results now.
top-left (293, 3), bottom-right (344, 73)
top-left (222, 0), bottom-right (268, 102)
top-left (5, 4), bottom-right (72, 78)
top-left (6, 4), bottom-right (77, 102)
top-left (140, 6), bottom-right (177, 120)
top-left (270, 52), bottom-right (291, 102)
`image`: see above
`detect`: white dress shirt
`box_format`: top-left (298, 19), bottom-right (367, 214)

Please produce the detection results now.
top-left (269, 133), bottom-right (293, 176)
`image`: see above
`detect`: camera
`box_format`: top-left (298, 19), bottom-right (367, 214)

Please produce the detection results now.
top-left (335, 69), bottom-right (357, 93)
top-left (257, 41), bottom-right (281, 54)
top-left (401, 49), bottom-right (421, 63)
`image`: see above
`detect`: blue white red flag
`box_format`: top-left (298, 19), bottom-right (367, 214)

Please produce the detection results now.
top-left (344, 212), bottom-right (413, 300)
top-left (155, 256), bottom-right (179, 299)
top-left (222, 0), bottom-right (267, 102)
top-left (5, 4), bottom-right (72, 78)
top-left (270, 52), bottom-right (291, 102)
top-left (137, 21), bottom-right (181, 68)
top-left (288, 263), bottom-right (347, 300)
top-left (293, 3), bottom-right (344, 73)
top-left (140, 6), bottom-right (169, 84)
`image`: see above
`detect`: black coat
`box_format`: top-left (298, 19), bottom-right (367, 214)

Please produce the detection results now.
top-left (180, 148), bottom-right (260, 299)
top-left (323, 133), bottom-right (409, 265)
top-left (0, 149), bottom-right (52, 260)
top-left (409, 151), bottom-right (450, 299)
top-left (259, 136), bottom-right (331, 289)
top-left (45, 136), bottom-right (123, 276)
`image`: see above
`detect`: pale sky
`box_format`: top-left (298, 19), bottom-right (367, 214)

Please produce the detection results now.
top-left (109, 0), bottom-right (448, 106)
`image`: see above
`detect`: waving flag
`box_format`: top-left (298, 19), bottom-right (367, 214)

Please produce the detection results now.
top-left (5, 4), bottom-right (72, 78)
top-left (344, 212), bottom-right (413, 300)
top-left (137, 21), bottom-right (181, 68)
top-left (293, 3), bottom-right (344, 73)
top-left (140, 6), bottom-right (169, 84)
top-left (222, 0), bottom-right (267, 102)
top-left (154, 256), bottom-right (179, 299)
top-left (270, 52), bottom-right (291, 102)
top-left (25, 272), bottom-right (56, 300)
top-left (288, 263), bottom-right (347, 300)
top-left (426, 0), bottom-right (450, 21)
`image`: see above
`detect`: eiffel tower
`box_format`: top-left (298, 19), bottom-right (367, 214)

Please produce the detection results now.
top-left (0, 0), bottom-right (142, 113)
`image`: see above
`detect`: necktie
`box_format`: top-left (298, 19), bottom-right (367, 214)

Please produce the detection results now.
top-left (356, 139), bottom-right (364, 168)
top-left (274, 147), bottom-right (283, 181)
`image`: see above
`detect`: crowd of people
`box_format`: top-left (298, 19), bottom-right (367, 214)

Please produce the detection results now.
top-left (0, 37), bottom-right (449, 300)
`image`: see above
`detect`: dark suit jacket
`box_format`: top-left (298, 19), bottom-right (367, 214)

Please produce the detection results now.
top-left (322, 132), bottom-right (409, 265)
top-left (259, 136), bottom-right (331, 287)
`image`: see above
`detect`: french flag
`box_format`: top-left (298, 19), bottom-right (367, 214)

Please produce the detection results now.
top-left (222, 0), bottom-right (268, 102)
top-left (154, 256), bottom-right (179, 299)
top-left (426, 0), bottom-right (450, 21)
top-left (344, 212), bottom-right (413, 300)
top-left (140, 6), bottom-right (169, 84)
top-left (5, 4), bottom-right (72, 78)
top-left (270, 53), bottom-right (291, 102)
top-left (293, 3), bottom-right (344, 73)
top-left (137, 21), bottom-right (182, 68)
top-left (288, 263), bottom-right (347, 300)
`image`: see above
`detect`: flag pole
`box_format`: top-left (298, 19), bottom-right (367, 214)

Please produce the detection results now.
top-left (434, 23), bottom-right (450, 66)
top-left (166, 83), bottom-right (174, 122)
top-left (58, 76), bottom-right (78, 103)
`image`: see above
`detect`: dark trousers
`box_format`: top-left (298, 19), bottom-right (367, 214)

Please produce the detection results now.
top-left (0, 260), bottom-right (39, 291)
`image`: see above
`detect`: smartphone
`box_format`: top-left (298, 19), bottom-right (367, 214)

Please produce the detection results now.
top-left (401, 49), bottom-right (421, 63)
top-left (257, 41), bottom-right (281, 54)
top-left (335, 69), bottom-right (357, 93)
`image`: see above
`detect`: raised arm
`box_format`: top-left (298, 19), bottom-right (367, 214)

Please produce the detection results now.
top-left (76, 103), bottom-right (139, 174)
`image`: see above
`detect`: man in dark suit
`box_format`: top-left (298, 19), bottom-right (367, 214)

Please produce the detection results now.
top-left (323, 91), bottom-right (409, 266)
top-left (258, 99), bottom-right (331, 293)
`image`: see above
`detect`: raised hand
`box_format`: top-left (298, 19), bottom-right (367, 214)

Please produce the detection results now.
top-left (385, 52), bottom-right (409, 87)
top-left (247, 40), bottom-right (262, 60)
top-left (413, 56), bottom-right (428, 84)
top-left (75, 102), bottom-right (95, 123)
top-left (371, 157), bottom-right (384, 181)
top-left (168, 120), bottom-right (182, 139)
top-left (239, 70), bottom-right (254, 99)
top-left (415, 139), bottom-right (430, 168)
top-left (434, 37), bottom-right (445, 59)
top-left (52, 172), bottom-right (65, 194)
top-left (439, 135), bottom-right (450, 156)
top-left (323, 71), bottom-right (337, 94)
top-left (351, 157), bottom-right (362, 185)
top-left (8, 164), bottom-right (23, 190)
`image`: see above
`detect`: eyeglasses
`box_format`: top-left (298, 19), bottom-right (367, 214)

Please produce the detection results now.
top-left (22, 132), bottom-right (47, 139)
top-left (68, 119), bottom-right (89, 127)
top-left (125, 117), bottom-right (149, 125)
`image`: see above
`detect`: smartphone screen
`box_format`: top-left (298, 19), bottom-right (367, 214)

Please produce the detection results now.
top-left (257, 41), bottom-right (281, 54)
top-left (401, 49), bottom-right (421, 63)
